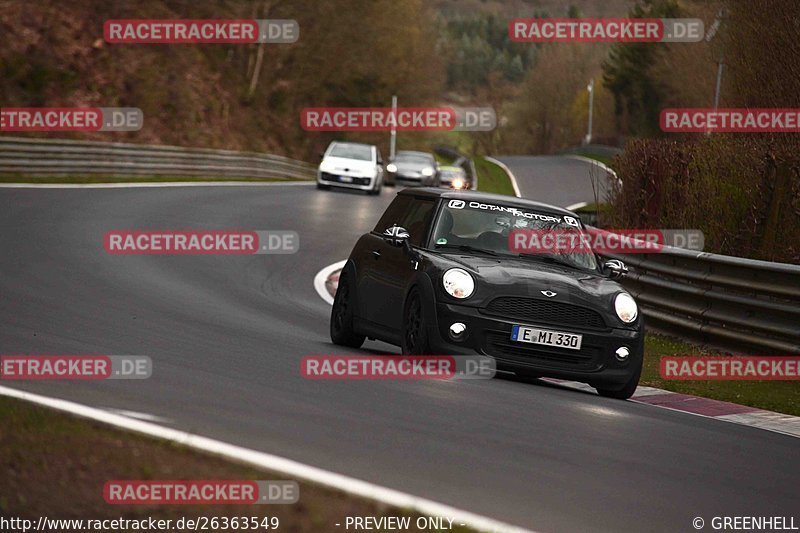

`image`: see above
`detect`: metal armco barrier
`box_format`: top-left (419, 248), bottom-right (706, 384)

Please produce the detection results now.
top-left (0, 137), bottom-right (316, 180)
top-left (604, 245), bottom-right (800, 354)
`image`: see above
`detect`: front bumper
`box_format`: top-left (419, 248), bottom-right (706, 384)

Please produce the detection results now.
top-left (426, 301), bottom-right (643, 388)
top-left (389, 172), bottom-right (432, 186)
top-left (441, 179), bottom-right (471, 190)
top-left (318, 171), bottom-right (375, 190)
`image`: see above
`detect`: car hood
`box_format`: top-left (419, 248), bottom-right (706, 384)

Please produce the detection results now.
top-left (393, 161), bottom-right (431, 174)
top-left (321, 156), bottom-right (374, 174)
top-left (439, 254), bottom-right (622, 302)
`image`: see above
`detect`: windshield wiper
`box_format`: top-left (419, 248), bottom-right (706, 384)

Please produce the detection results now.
top-left (516, 253), bottom-right (586, 271)
top-left (435, 244), bottom-right (498, 256)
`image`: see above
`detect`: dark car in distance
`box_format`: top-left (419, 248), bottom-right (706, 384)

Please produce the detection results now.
top-left (438, 165), bottom-right (471, 190)
top-left (330, 188), bottom-right (644, 399)
top-left (385, 150), bottom-right (439, 187)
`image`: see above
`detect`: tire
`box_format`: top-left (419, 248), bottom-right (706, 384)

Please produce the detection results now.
top-left (330, 271), bottom-right (365, 348)
top-left (368, 181), bottom-right (382, 195)
top-left (317, 182), bottom-right (331, 190)
top-left (596, 362), bottom-right (642, 400)
top-left (401, 288), bottom-right (431, 354)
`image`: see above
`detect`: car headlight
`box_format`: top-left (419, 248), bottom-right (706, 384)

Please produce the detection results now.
top-left (421, 167), bottom-right (435, 177)
top-left (614, 292), bottom-right (638, 323)
top-left (443, 268), bottom-right (475, 299)
top-left (452, 178), bottom-right (465, 189)
top-left (386, 163), bottom-right (397, 172)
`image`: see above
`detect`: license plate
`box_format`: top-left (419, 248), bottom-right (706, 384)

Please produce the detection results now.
top-left (511, 325), bottom-right (582, 350)
top-left (339, 175), bottom-right (353, 183)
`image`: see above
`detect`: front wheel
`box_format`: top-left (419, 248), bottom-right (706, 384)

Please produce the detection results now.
top-left (330, 271), bottom-right (365, 348)
top-left (401, 289), bottom-right (431, 354)
top-left (317, 182), bottom-right (331, 190)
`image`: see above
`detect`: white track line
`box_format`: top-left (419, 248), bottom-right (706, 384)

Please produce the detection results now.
top-left (314, 260), bottom-right (346, 305)
top-left (564, 155), bottom-right (618, 179)
top-left (564, 155), bottom-right (622, 187)
top-left (0, 181), bottom-right (313, 189)
top-left (0, 385), bottom-right (535, 533)
top-left (103, 408), bottom-right (172, 423)
top-left (483, 157), bottom-right (521, 198)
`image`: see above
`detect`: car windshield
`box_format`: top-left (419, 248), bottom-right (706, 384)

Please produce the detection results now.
top-left (395, 153), bottom-right (432, 164)
top-left (328, 143), bottom-right (372, 161)
top-left (431, 200), bottom-right (598, 271)
top-left (441, 169), bottom-right (464, 178)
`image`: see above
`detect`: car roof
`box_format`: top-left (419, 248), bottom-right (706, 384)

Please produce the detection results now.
top-left (330, 141), bottom-right (374, 148)
top-left (398, 188), bottom-right (577, 216)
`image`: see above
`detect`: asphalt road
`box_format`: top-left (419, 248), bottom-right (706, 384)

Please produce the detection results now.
top-left (496, 155), bottom-right (615, 207)
top-left (1, 178), bottom-right (798, 532)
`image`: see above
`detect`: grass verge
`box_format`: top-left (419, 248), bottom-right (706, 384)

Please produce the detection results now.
top-left (473, 157), bottom-right (515, 196)
top-left (641, 334), bottom-right (800, 416)
top-left (0, 396), bottom-right (475, 532)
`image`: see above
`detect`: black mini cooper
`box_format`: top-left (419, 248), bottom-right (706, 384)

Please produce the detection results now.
top-left (330, 188), bottom-right (643, 399)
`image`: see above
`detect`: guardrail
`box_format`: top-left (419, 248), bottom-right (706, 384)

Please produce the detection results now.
top-left (604, 245), bottom-right (800, 354)
top-left (0, 137), bottom-right (316, 180)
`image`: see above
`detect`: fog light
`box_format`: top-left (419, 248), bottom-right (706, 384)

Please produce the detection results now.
top-left (615, 347), bottom-right (630, 361)
top-left (449, 322), bottom-right (467, 341)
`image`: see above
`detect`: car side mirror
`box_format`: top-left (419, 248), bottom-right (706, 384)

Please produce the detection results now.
top-left (319, 152), bottom-right (324, 160)
top-left (603, 259), bottom-right (628, 279)
top-left (378, 159), bottom-right (384, 165)
top-left (382, 225), bottom-right (410, 247)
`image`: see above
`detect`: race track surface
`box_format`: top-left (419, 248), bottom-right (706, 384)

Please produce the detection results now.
top-left (1, 179), bottom-right (798, 532)
top-left (496, 155), bottom-right (614, 207)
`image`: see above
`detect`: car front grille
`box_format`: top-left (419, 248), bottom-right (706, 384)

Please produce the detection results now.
top-left (482, 296), bottom-right (607, 330)
top-left (320, 172), bottom-right (370, 185)
top-left (484, 331), bottom-right (601, 371)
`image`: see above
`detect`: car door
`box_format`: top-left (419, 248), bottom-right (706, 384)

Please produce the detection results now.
top-left (357, 195), bottom-right (411, 327)
top-left (368, 196), bottom-right (437, 332)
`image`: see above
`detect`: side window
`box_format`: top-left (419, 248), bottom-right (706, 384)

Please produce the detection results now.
top-left (373, 196), bottom-right (436, 247)
top-left (374, 195), bottom-right (412, 233)
top-left (398, 198), bottom-right (436, 246)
